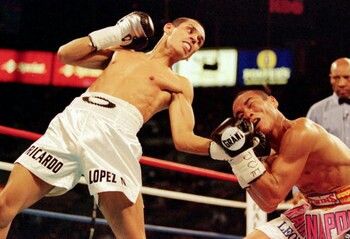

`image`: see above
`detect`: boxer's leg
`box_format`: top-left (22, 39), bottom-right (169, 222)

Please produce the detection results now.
top-left (0, 164), bottom-right (53, 238)
top-left (245, 229), bottom-right (271, 239)
top-left (97, 192), bottom-right (145, 239)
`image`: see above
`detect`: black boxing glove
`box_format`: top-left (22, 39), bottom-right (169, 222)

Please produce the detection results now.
top-left (210, 118), bottom-right (271, 159)
top-left (209, 118), bottom-right (269, 188)
top-left (89, 11), bottom-right (154, 50)
top-left (210, 118), bottom-right (255, 157)
top-left (253, 130), bottom-right (271, 161)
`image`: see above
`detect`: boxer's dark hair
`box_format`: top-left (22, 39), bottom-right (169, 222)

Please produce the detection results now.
top-left (172, 17), bottom-right (204, 30)
top-left (236, 89), bottom-right (270, 100)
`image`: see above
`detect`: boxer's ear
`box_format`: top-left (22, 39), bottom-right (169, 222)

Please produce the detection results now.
top-left (163, 23), bottom-right (175, 35)
top-left (268, 96), bottom-right (279, 108)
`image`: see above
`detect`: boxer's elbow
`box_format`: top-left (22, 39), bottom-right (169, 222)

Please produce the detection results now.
top-left (253, 195), bottom-right (279, 213)
top-left (260, 202), bottom-right (279, 213)
top-left (172, 129), bottom-right (185, 150)
top-left (57, 43), bottom-right (83, 65)
top-left (173, 136), bottom-right (188, 152)
top-left (173, 134), bottom-right (208, 156)
top-left (252, 184), bottom-right (284, 212)
top-left (261, 206), bottom-right (277, 213)
top-left (263, 193), bottom-right (285, 212)
top-left (57, 46), bottom-right (72, 64)
top-left (172, 133), bottom-right (194, 153)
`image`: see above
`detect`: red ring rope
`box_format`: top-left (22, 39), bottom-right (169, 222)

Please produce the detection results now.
top-left (0, 125), bottom-right (238, 182)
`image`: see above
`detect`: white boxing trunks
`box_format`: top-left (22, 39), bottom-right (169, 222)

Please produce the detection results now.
top-left (256, 186), bottom-right (350, 239)
top-left (15, 91), bottom-right (144, 203)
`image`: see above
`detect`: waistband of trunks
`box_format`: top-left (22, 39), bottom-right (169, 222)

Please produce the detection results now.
top-left (306, 185), bottom-right (350, 208)
top-left (68, 91), bottom-right (144, 134)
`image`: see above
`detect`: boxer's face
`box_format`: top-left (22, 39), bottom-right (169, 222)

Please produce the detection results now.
top-left (233, 91), bottom-right (277, 134)
top-left (164, 20), bottom-right (205, 59)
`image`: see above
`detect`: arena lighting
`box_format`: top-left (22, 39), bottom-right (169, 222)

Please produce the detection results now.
top-left (237, 49), bottom-right (293, 85)
top-left (0, 48), bottom-right (53, 84)
top-left (173, 48), bottom-right (238, 87)
top-left (1, 48), bottom-right (239, 87)
top-left (269, 0), bottom-right (304, 15)
top-left (1, 48), bottom-right (292, 87)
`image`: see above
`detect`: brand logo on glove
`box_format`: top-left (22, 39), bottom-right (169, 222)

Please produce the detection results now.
top-left (221, 127), bottom-right (245, 151)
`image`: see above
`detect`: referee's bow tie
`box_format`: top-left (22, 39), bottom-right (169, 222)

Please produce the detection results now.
top-left (338, 97), bottom-right (350, 105)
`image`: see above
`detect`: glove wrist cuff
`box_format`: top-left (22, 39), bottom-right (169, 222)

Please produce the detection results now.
top-left (89, 12), bottom-right (154, 51)
top-left (89, 26), bottom-right (122, 50)
top-left (228, 148), bottom-right (266, 188)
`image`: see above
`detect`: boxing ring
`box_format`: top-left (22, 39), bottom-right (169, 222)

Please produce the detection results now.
top-left (0, 125), bottom-right (292, 238)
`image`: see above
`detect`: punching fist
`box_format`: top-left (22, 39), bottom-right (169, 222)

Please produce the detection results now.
top-left (209, 117), bottom-right (271, 188)
top-left (89, 11), bottom-right (154, 50)
top-left (210, 118), bottom-right (254, 157)
top-left (210, 118), bottom-right (270, 159)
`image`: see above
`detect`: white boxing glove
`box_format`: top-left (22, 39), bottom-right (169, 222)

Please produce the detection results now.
top-left (89, 11), bottom-right (154, 50)
top-left (209, 117), bottom-right (269, 188)
top-left (210, 141), bottom-right (266, 188)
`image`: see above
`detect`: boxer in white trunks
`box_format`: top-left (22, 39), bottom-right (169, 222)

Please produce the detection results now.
top-left (210, 89), bottom-right (350, 238)
top-left (0, 11), bottom-right (230, 239)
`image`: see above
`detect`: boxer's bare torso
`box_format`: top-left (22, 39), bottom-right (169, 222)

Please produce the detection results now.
top-left (289, 119), bottom-right (350, 196)
top-left (88, 50), bottom-right (191, 123)
top-left (262, 118), bottom-right (350, 196)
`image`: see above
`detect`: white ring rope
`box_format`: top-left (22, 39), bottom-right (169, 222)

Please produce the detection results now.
top-left (0, 161), bottom-right (292, 210)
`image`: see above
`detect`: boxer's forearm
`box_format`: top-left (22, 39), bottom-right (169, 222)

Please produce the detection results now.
top-left (247, 187), bottom-right (277, 212)
top-left (173, 133), bottom-right (211, 155)
top-left (57, 37), bottom-right (113, 69)
top-left (169, 92), bottom-right (212, 155)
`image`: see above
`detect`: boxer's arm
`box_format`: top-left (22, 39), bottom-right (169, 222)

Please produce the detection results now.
top-left (168, 83), bottom-right (211, 155)
top-left (247, 126), bottom-right (313, 212)
top-left (247, 187), bottom-right (276, 212)
top-left (57, 11), bottom-right (154, 69)
top-left (57, 36), bottom-right (114, 69)
top-left (88, 11), bottom-right (154, 51)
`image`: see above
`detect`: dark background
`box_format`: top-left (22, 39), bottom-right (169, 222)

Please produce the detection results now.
top-left (0, 0), bottom-right (349, 238)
